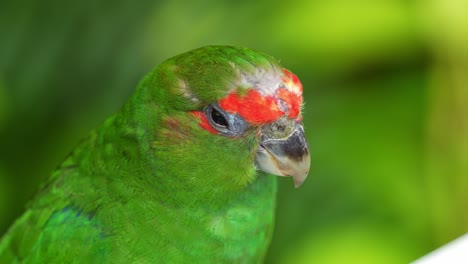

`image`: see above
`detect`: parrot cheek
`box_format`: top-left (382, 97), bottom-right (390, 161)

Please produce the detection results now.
top-left (255, 124), bottom-right (310, 188)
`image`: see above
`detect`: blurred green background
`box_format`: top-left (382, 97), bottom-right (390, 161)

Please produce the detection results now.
top-left (1, 0), bottom-right (467, 263)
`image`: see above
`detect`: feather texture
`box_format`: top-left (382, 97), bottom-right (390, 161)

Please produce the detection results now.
top-left (0, 46), bottom-right (306, 263)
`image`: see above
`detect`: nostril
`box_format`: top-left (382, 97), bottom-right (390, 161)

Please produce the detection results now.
top-left (277, 125), bottom-right (285, 133)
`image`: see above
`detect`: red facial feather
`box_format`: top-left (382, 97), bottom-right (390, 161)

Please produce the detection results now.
top-left (282, 68), bottom-right (303, 93)
top-left (219, 90), bottom-right (284, 124)
top-left (193, 69), bottom-right (303, 132)
top-left (191, 111), bottom-right (218, 134)
top-left (277, 88), bottom-right (302, 119)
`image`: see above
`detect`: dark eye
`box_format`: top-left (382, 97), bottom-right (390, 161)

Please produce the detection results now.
top-left (203, 104), bottom-right (248, 137)
top-left (210, 107), bottom-right (228, 127)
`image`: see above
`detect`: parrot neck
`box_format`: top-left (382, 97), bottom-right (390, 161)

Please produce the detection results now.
top-left (60, 71), bottom-right (279, 261)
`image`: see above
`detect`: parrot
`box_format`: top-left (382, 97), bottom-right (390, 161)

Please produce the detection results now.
top-left (0, 45), bottom-right (310, 263)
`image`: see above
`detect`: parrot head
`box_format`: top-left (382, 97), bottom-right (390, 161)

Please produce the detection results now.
top-left (137, 46), bottom-right (309, 196)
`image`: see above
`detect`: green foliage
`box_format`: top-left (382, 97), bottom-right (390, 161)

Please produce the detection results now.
top-left (0, 80), bottom-right (6, 128)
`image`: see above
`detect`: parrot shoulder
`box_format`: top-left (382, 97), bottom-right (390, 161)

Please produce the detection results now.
top-left (0, 157), bottom-right (108, 263)
top-left (0, 203), bottom-right (108, 263)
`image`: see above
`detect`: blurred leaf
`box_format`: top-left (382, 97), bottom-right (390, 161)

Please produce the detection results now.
top-left (422, 0), bottom-right (468, 247)
top-left (0, 166), bottom-right (9, 229)
top-left (0, 80), bottom-right (6, 129)
top-left (270, 0), bottom-right (424, 77)
top-left (279, 222), bottom-right (422, 264)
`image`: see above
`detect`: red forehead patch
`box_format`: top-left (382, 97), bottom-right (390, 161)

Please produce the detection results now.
top-left (282, 68), bottom-right (303, 93)
top-left (218, 68), bottom-right (303, 124)
top-left (277, 88), bottom-right (302, 119)
top-left (219, 90), bottom-right (284, 124)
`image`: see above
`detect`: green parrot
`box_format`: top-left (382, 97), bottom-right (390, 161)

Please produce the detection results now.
top-left (0, 46), bottom-right (310, 263)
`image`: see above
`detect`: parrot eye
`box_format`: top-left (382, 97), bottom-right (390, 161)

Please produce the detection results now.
top-left (204, 104), bottom-right (248, 137)
top-left (210, 107), bottom-right (228, 127)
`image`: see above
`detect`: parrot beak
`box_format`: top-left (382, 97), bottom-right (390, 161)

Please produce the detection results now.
top-left (255, 120), bottom-right (310, 188)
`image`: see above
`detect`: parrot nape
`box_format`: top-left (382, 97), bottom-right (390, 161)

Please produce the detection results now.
top-left (0, 46), bottom-right (310, 263)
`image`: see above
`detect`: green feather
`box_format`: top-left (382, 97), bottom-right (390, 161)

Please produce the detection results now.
top-left (0, 46), bottom-right (282, 263)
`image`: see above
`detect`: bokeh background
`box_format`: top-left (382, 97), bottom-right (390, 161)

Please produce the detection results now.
top-left (1, 0), bottom-right (467, 263)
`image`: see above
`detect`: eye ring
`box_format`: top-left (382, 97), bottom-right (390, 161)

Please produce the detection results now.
top-left (203, 104), bottom-right (248, 137)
